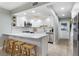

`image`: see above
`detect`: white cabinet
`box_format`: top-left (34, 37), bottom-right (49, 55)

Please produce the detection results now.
top-left (16, 16), bottom-right (26, 27)
top-left (16, 16), bottom-right (42, 27)
top-left (47, 32), bottom-right (54, 43)
top-left (49, 33), bottom-right (54, 42)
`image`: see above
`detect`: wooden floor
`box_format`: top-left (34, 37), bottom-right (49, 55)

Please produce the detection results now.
top-left (48, 39), bottom-right (72, 56)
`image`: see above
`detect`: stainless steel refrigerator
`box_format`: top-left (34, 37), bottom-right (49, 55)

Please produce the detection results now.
top-left (72, 13), bottom-right (78, 56)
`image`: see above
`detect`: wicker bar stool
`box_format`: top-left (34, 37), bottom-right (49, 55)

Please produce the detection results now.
top-left (20, 43), bottom-right (37, 56)
top-left (20, 45), bottom-right (28, 56)
top-left (7, 39), bottom-right (17, 55)
top-left (3, 39), bottom-right (37, 56)
top-left (12, 41), bottom-right (24, 56)
top-left (3, 39), bottom-right (9, 52)
top-left (3, 39), bottom-right (17, 55)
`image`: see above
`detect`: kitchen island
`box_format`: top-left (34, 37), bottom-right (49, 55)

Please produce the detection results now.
top-left (2, 33), bottom-right (48, 56)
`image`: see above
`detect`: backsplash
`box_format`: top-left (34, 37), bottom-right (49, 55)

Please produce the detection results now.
top-left (11, 26), bottom-right (52, 33)
top-left (12, 27), bottom-right (33, 33)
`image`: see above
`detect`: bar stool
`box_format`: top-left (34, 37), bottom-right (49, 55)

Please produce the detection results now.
top-left (21, 43), bottom-right (37, 56)
top-left (3, 39), bottom-right (9, 52)
top-left (3, 39), bottom-right (17, 55)
top-left (7, 39), bottom-right (17, 55)
top-left (20, 44), bottom-right (28, 56)
top-left (12, 41), bottom-right (24, 56)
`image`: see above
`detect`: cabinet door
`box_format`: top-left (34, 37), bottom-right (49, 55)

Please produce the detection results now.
top-left (16, 16), bottom-right (25, 27)
top-left (49, 34), bottom-right (54, 42)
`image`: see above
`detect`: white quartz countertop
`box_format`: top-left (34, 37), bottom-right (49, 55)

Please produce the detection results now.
top-left (3, 33), bottom-right (48, 39)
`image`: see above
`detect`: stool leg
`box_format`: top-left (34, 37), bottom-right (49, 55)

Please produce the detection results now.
top-left (26, 48), bottom-right (28, 56)
top-left (29, 49), bottom-right (32, 56)
top-left (3, 40), bottom-right (5, 51)
top-left (25, 48), bottom-right (27, 56)
top-left (34, 47), bottom-right (37, 56)
top-left (27, 49), bottom-right (30, 56)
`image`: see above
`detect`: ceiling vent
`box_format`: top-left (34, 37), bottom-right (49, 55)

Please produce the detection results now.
top-left (32, 2), bottom-right (38, 6)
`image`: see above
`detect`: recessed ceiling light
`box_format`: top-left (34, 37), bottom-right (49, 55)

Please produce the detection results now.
top-left (24, 13), bottom-right (26, 15)
top-left (32, 10), bottom-right (35, 13)
top-left (46, 18), bottom-right (50, 22)
top-left (61, 7), bottom-right (64, 10)
top-left (62, 14), bottom-right (65, 16)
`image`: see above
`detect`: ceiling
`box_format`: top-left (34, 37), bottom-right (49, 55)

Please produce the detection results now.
top-left (14, 6), bottom-right (51, 19)
top-left (51, 2), bottom-right (74, 18)
top-left (14, 2), bottom-right (74, 19)
top-left (0, 2), bottom-right (27, 10)
top-left (0, 2), bottom-right (75, 19)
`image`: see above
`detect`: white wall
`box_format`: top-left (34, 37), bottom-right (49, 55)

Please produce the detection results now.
top-left (58, 19), bottom-right (70, 39)
top-left (0, 8), bottom-right (12, 37)
top-left (0, 8), bottom-right (12, 47)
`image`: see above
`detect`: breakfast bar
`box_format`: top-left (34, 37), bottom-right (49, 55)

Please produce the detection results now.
top-left (2, 33), bottom-right (48, 56)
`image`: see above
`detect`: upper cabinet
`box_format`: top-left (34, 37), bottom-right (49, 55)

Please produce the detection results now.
top-left (12, 16), bottom-right (43, 27)
top-left (12, 16), bottom-right (28, 27)
top-left (12, 15), bottom-right (54, 28)
top-left (16, 16), bottom-right (25, 27)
